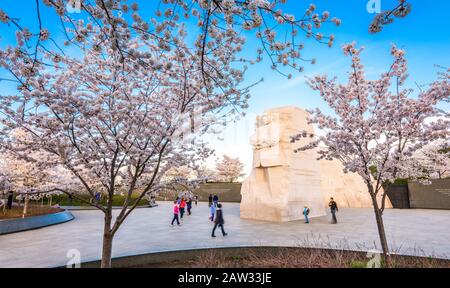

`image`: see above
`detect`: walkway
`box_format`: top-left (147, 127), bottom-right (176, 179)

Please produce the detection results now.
top-left (0, 202), bottom-right (449, 267)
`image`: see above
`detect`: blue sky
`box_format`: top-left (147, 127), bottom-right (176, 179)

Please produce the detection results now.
top-left (211, 0), bottom-right (450, 173)
top-left (242, 0), bottom-right (450, 114)
top-left (1, 0), bottom-right (449, 174)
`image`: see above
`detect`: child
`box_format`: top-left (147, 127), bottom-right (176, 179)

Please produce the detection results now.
top-left (209, 202), bottom-right (216, 222)
top-left (171, 200), bottom-right (180, 226)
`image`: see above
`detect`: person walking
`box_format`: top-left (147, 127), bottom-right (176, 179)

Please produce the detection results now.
top-left (6, 191), bottom-right (13, 209)
top-left (194, 195), bottom-right (198, 206)
top-left (68, 193), bottom-right (73, 206)
top-left (213, 194), bottom-right (219, 206)
top-left (303, 205), bottom-right (310, 224)
top-left (94, 191), bottom-right (101, 204)
top-left (208, 194), bottom-right (213, 207)
top-left (212, 203), bottom-right (227, 237)
top-left (180, 197), bottom-right (186, 219)
top-left (328, 197), bottom-right (338, 224)
top-left (171, 200), bottom-right (180, 226)
top-left (186, 197), bottom-right (192, 215)
top-left (209, 202), bottom-right (216, 222)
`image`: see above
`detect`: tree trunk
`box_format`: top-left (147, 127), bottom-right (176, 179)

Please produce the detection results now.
top-left (100, 212), bottom-right (113, 268)
top-left (22, 198), bottom-right (29, 218)
top-left (370, 195), bottom-right (391, 268)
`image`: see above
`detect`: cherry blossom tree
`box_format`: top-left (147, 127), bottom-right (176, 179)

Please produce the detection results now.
top-left (0, 1), bottom-right (339, 81)
top-left (0, 129), bottom-right (69, 216)
top-left (0, 0), bottom-right (339, 267)
top-left (0, 154), bottom-right (58, 217)
top-left (292, 43), bottom-right (449, 267)
top-left (163, 166), bottom-right (198, 181)
top-left (0, 174), bottom-right (9, 213)
top-left (415, 142), bottom-right (450, 180)
top-left (215, 155), bottom-right (245, 182)
top-left (197, 165), bottom-right (218, 182)
top-left (0, 28), bottom-right (221, 266)
top-left (0, 168), bottom-right (11, 212)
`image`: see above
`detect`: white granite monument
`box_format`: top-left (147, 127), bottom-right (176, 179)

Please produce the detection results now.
top-left (240, 106), bottom-right (391, 222)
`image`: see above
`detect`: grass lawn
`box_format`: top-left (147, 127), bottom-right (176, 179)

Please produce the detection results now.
top-left (50, 194), bottom-right (149, 207)
top-left (129, 247), bottom-right (450, 268)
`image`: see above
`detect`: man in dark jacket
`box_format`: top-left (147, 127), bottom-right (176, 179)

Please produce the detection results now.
top-left (211, 203), bottom-right (227, 237)
top-left (6, 191), bottom-right (13, 209)
top-left (208, 194), bottom-right (213, 207)
top-left (328, 197), bottom-right (338, 224)
top-left (186, 197), bottom-right (192, 215)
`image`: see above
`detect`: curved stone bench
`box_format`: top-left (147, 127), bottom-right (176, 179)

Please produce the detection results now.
top-left (0, 210), bottom-right (74, 235)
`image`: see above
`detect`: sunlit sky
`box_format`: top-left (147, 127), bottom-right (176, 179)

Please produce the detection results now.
top-left (1, 0), bottom-right (449, 175)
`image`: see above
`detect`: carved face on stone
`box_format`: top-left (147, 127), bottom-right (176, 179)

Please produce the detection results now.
top-left (251, 113), bottom-right (280, 149)
top-left (250, 112), bottom-right (287, 168)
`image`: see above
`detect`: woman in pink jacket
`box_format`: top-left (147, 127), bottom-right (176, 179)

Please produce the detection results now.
top-left (171, 200), bottom-right (180, 226)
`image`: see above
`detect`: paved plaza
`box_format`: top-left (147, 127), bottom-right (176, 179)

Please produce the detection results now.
top-left (0, 201), bottom-right (449, 267)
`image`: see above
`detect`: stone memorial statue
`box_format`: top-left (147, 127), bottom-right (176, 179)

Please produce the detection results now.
top-left (240, 106), bottom-right (391, 222)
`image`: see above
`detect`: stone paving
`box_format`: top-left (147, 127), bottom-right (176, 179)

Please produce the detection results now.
top-left (0, 201), bottom-right (449, 267)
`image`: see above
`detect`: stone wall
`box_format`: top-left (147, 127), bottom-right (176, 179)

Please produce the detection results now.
top-left (408, 179), bottom-right (450, 209)
top-left (385, 184), bottom-right (410, 209)
top-left (193, 182), bottom-right (242, 203)
top-left (157, 182), bottom-right (242, 203)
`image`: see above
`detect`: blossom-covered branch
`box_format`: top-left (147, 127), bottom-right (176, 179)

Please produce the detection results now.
top-left (369, 0), bottom-right (411, 33)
